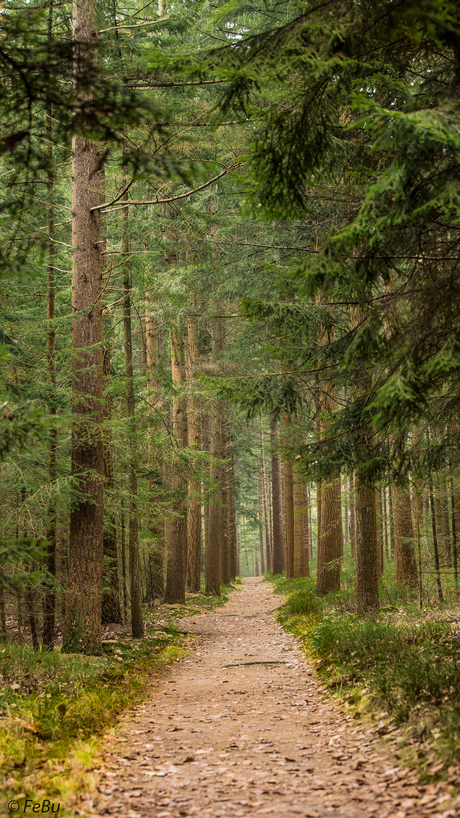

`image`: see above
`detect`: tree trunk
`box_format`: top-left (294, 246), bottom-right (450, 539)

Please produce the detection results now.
top-left (164, 324), bottom-right (188, 603)
top-left (315, 387), bottom-right (342, 596)
top-left (439, 474), bottom-right (451, 566)
top-left (219, 418), bottom-right (231, 586)
top-left (376, 485), bottom-right (383, 579)
top-left (316, 472), bottom-right (342, 595)
top-left (205, 318), bottom-right (225, 595)
top-left (122, 193), bottom-right (144, 637)
top-left (186, 311), bottom-right (201, 592)
top-left (303, 483), bottom-right (311, 576)
top-left (429, 477), bottom-right (444, 604)
top-left (121, 503), bottom-right (128, 621)
top-left (450, 475), bottom-right (459, 599)
top-left (283, 413), bottom-right (295, 579)
top-left (270, 417), bottom-right (285, 574)
top-left (206, 401), bottom-right (224, 594)
top-left (355, 482), bottom-right (379, 612)
top-left (43, 81), bottom-right (57, 650)
top-left (258, 475), bottom-right (266, 575)
top-left (221, 420), bottom-right (233, 584)
top-left (260, 423), bottom-right (272, 571)
top-left (202, 405), bottom-right (211, 578)
top-left (392, 482), bottom-right (418, 586)
top-left (145, 298), bottom-right (164, 597)
top-left (101, 345), bottom-right (123, 624)
top-left (226, 454), bottom-right (237, 581)
top-left (63, 0), bottom-right (104, 654)
top-left (292, 468), bottom-right (306, 577)
top-left (349, 476), bottom-right (356, 558)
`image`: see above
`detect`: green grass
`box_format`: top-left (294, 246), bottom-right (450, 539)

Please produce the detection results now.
top-left (0, 585), bottom-right (234, 815)
top-left (269, 563), bottom-right (460, 785)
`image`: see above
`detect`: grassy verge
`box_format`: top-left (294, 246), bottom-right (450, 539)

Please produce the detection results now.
top-left (270, 569), bottom-right (460, 786)
top-left (0, 585), bottom-right (234, 816)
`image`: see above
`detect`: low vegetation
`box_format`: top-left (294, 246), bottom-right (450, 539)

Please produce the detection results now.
top-left (0, 588), bottom-right (232, 815)
top-left (271, 560), bottom-right (460, 787)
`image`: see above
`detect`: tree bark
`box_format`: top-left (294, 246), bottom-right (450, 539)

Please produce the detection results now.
top-left (205, 319), bottom-right (227, 595)
top-left (260, 423), bottom-right (272, 571)
top-left (122, 193), bottom-right (144, 637)
top-left (292, 468), bottom-right (306, 577)
top-left (186, 310), bottom-right (202, 592)
top-left (316, 388), bottom-right (342, 595)
top-left (392, 481), bottom-right (418, 586)
top-left (303, 483), bottom-right (311, 576)
top-left (145, 298), bottom-right (165, 597)
top-left (429, 477), bottom-right (444, 603)
top-left (283, 413), bottom-right (295, 580)
top-left (270, 417), bottom-right (285, 574)
top-left (258, 475), bottom-right (266, 575)
top-left (63, 0), bottom-right (104, 654)
top-left (355, 482), bottom-right (379, 612)
top-left (101, 345), bottom-right (123, 624)
top-left (226, 453), bottom-right (237, 581)
top-left (164, 324), bottom-right (188, 603)
top-left (43, 76), bottom-right (57, 649)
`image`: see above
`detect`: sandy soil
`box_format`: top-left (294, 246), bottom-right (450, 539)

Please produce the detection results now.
top-left (90, 578), bottom-right (459, 818)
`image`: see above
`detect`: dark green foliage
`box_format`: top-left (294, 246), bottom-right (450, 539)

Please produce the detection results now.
top-left (201, 0), bottom-right (460, 458)
top-left (0, 538), bottom-right (46, 589)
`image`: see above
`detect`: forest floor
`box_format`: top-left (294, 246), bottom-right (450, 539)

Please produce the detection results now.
top-left (84, 578), bottom-right (460, 818)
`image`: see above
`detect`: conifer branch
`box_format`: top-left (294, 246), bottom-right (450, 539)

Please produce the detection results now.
top-left (91, 162), bottom-right (244, 212)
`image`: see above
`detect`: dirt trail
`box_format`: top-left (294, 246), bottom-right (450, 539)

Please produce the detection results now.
top-left (92, 578), bottom-right (459, 818)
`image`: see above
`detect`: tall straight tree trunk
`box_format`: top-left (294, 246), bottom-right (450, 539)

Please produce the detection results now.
top-left (219, 418), bottom-right (230, 586)
top-left (205, 318), bottom-right (225, 595)
top-left (121, 503), bottom-right (128, 621)
top-left (392, 481), bottom-right (418, 586)
top-left (122, 197), bottom-right (143, 637)
top-left (377, 485), bottom-right (384, 578)
top-left (283, 413), bottom-right (295, 579)
top-left (438, 474), bottom-right (451, 565)
top-left (221, 419), bottom-right (233, 584)
top-left (450, 474), bottom-right (459, 599)
top-left (343, 478), bottom-right (349, 549)
top-left (389, 480), bottom-right (396, 559)
top-left (101, 345), bottom-right (123, 624)
top-left (314, 402), bottom-right (322, 553)
top-left (349, 476), bottom-right (356, 557)
top-left (258, 475), bottom-right (266, 575)
top-left (350, 383), bottom-right (380, 611)
top-left (260, 422), bottom-right (272, 570)
top-left (292, 468), bottom-right (306, 577)
top-left (316, 386), bottom-right (342, 596)
top-left (186, 310), bottom-right (201, 592)
top-left (202, 405), bottom-right (211, 576)
top-left (355, 482), bottom-right (379, 612)
top-left (316, 472), bottom-right (342, 595)
top-left (227, 453), bottom-right (237, 581)
top-left (206, 398), bottom-right (224, 594)
top-left (303, 483), bottom-right (311, 575)
top-left (270, 417), bottom-right (285, 574)
top-left (63, 0), bottom-right (104, 653)
top-left (382, 484), bottom-right (389, 561)
top-left (429, 477), bottom-right (444, 604)
top-left (164, 324), bottom-right (188, 603)
top-left (145, 298), bottom-right (164, 596)
top-left (43, 79), bottom-right (57, 649)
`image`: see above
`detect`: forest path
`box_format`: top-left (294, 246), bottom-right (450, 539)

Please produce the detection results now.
top-left (91, 578), bottom-right (457, 818)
